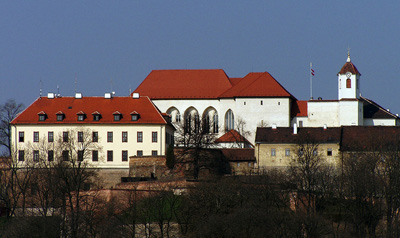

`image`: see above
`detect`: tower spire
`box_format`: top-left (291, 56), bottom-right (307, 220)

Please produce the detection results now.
top-left (347, 47), bottom-right (351, 62)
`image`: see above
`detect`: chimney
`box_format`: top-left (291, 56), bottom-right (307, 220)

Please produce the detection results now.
top-left (323, 124), bottom-right (327, 130)
top-left (48, 92), bottom-right (55, 99)
top-left (272, 124), bottom-right (277, 130)
top-left (104, 93), bottom-right (112, 99)
top-left (293, 123), bottom-right (298, 134)
top-left (132, 93), bottom-right (140, 99)
top-left (75, 92), bottom-right (82, 99)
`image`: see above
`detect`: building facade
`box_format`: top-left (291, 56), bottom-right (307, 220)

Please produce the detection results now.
top-left (10, 94), bottom-right (175, 169)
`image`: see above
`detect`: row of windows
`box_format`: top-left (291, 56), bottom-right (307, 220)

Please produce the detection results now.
top-left (18, 149), bottom-right (156, 162)
top-left (19, 131), bottom-right (158, 143)
top-left (38, 112), bottom-right (140, 122)
top-left (270, 148), bottom-right (333, 157)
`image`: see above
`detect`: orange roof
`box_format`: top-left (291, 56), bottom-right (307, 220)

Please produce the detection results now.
top-left (291, 100), bottom-right (308, 117)
top-left (215, 129), bottom-right (252, 146)
top-left (11, 96), bottom-right (167, 125)
top-left (134, 69), bottom-right (232, 99)
top-left (219, 72), bottom-right (294, 98)
top-left (133, 70), bottom-right (294, 99)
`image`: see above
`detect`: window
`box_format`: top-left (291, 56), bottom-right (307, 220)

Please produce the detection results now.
top-left (78, 150), bottom-right (84, 161)
top-left (48, 131), bottom-right (54, 142)
top-left (57, 114), bottom-right (64, 121)
top-left (298, 148), bottom-right (304, 156)
top-left (244, 101), bottom-right (246, 105)
top-left (63, 132), bottom-right (69, 142)
top-left (175, 114), bottom-right (181, 122)
top-left (93, 114), bottom-right (101, 121)
top-left (131, 114), bottom-right (139, 121)
top-left (327, 148), bottom-right (333, 156)
top-left (346, 78), bottom-right (351, 88)
top-left (285, 149), bottom-right (290, 156)
top-left (39, 114), bottom-right (46, 121)
top-left (33, 150), bottom-right (39, 162)
top-left (248, 162), bottom-right (252, 167)
top-left (92, 131), bottom-right (98, 142)
top-left (77, 114), bottom-right (85, 121)
top-left (62, 150), bottom-right (69, 161)
top-left (107, 150), bottom-right (113, 162)
top-left (137, 150), bottom-right (143, 156)
top-left (92, 150), bottom-right (98, 162)
top-left (225, 110), bottom-right (234, 131)
top-left (299, 121), bottom-right (303, 127)
top-left (19, 132), bottom-right (24, 142)
top-left (107, 132), bottom-right (113, 143)
top-left (114, 114), bottom-right (121, 121)
top-left (48, 150), bottom-right (54, 161)
top-left (18, 150), bottom-right (25, 161)
top-left (313, 149), bottom-right (318, 156)
top-left (194, 115), bottom-right (200, 133)
top-left (152, 150), bottom-right (158, 156)
top-left (33, 132), bottom-right (39, 142)
top-left (137, 131), bottom-right (143, 142)
top-left (122, 150), bottom-right (128, 162)
top-left (237, 162), bottom-right (240, 167)
top-left (122, 131), bottom-right (128, 142)
top-left (152, 132), bottom-right (158, 143)
top-left (271, 148), bottom-right (276, 157)
top-left (78, 132), bottom-right (83, 142)
top-left (261, 100), bottom-right (263, 105)
top-left (213, 114), bottom-right (219, 133)
top-left (203, 115), bottom-right (210, 133)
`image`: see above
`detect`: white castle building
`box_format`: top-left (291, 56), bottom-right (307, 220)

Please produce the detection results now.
top-left (133, 53), bottom-right (399, 144)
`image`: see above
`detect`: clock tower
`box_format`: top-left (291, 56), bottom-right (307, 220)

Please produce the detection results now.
top-left (338, 52), bottom-right (361, 100)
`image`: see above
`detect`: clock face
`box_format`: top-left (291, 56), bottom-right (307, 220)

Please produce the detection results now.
top-left (346, 72), bottom-right (351, 78)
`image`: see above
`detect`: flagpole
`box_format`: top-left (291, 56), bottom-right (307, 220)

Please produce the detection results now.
top-left (310, 62), bottom-right (313, 99)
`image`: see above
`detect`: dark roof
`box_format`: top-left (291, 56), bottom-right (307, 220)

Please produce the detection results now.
top-left (341, 126), bottom-right (400, 151)
top-left (360, 96), bottom-right (400, 119)
top-left (220, 148), bottom-right (256, 162)
top-left (338, 61), bottom-right (361, 75)
top-left (255, 127), bottom-right (341, 144)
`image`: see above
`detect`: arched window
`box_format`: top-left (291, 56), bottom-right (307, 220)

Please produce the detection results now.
top-left (184, 107), bottom-right (199, 134)
top-left (346, 78), bottom-right (351, 88)
top-left (213, 114), bottom-right (219, 133)
top-left (225, 110), bottom-right (234, 131)
top-left (202, 107), bottom-right (218, 134)
top-left (166, 107), bottom-right (181, 123)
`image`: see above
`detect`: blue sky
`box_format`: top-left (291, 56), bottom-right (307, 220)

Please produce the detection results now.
top-left (1, 1), bottom-right (400, 114)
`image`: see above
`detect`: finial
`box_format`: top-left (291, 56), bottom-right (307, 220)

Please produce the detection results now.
top-left (347, 47), bottom-right (351, 62)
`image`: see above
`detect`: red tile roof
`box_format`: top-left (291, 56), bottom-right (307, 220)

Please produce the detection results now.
top-left (338, 62), bottom-right (361, 75)
top-left (219, 72), bottom-right (294, 98)
top-left (11, 96), bottom-right (167, 125)
top-left (133, 70), bottom-right (295, 99)
top-left (291, 100), bottom-right (308, 117)
top-left (215, 129), bottom-right (252, 146)
top-left (134, 69), bottom-right (232, 99)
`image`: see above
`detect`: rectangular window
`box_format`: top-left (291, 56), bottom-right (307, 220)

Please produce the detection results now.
top-left (92, 131), bottom-right (98, 142)
top-left (18, 150), bottom-right (25, 161)
top-left (77, 114), bottom-right (84, 121)
top-left (137, 150), bottom-right (143, 156)
top-left (131, 114), bottom-right (138, 121)
top-left (260, 100), bottom-right (263, 105)
top-left (298, 148), bottom-right (304, 156)
top-left (122, 150), bottom-right (128, 162)
top-left (107, 132), bottom-right (113, 143)
top-left (39, 114), bottom-right (46, 121)
top-left (78, 132), bottom-right (83, 142)
top-left (48, 131), bottom-right (54, 142)
top-left (48, 150), bottom-right (54, 161)
top-left (57, 114), bottom-right (63, 121)
top-left (62, 150), bottom-right (69, 161)
top-left (299, 121), bottom-right (303, 127)
top-left (152, 150), bottom-right (158, 156)
top-left (19, 132), bottom-right (24, 142)
top-left (137, 131), bottom-right (143, 143)
top-left (327, 148), bottom-right (333, 156)
top-left (33, 132), bottom-right (39, 142)
top-left (107, 150), bottom-right (113, 162)
top-left (63, 132), bottom-right (69, 142)
top-left (152, 131), bottom-right (158, 143)
top-left (248, 162), bottom-right (252, 167)
top-left (33, 150), bottom-right (39, 162)
top-left (92, 150), bottom-right (98, 162)
top-left (237, 162), bottom-right (240, 167)
top-left (122, 131), bottom-right (128, 142)
top-left (93, 114), bottom-right (101, 121)
top-left (78, 150), bottom-right (84, 161)
top-left (313, 149), bottom-right (318, 156)
top-left (114, 114), bottom-right (121, 121)
top-left (285, 149), bottom-right (290, 156)
top-left (271, 148), bottom-right (276, 157)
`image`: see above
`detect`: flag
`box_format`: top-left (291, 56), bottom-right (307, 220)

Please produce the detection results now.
top-left (311, 68), bottom-right (315, 76)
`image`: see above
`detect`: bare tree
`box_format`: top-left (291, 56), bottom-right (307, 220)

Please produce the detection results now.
top-left (0, 99), bottom-right (24, 156)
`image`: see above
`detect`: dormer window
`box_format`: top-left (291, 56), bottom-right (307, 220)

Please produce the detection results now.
top-left (130, 111), bottom-right (140, 121)
top-left (76, 111), bottom-right (86, 121)
top-left (113, 111), bottom-right (122, 121)
top-left (92, 111), bottom-right (101, 121)
top-left (56, 111), bottom-right (65, 121)
top-left (38, 111), bottom-right (47, 121)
